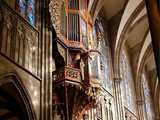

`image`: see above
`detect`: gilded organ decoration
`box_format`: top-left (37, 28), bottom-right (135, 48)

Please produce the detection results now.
top-left (50, 0), bottom-right (88, 50)
top-left (57, 43), bottom-right (66, 62)
top-left (49, 0), bottom-right (63, 37)
top-left (88, 24), bottom-right (99, 81)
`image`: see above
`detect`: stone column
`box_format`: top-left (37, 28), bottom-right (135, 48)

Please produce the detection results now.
top-left (145, 0), bottom-right (160, 81)
top-left (113, 77), bottom-right (124, 120)
top-left (137, 99), bottom-right (145, 120)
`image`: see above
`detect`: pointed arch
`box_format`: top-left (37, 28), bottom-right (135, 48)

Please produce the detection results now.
top-left (113, 1), bottom-right (145, 77)
top-left (135, 32), bottom-right (152, 101)
top-left (0, 72), bottom-right (37, 120)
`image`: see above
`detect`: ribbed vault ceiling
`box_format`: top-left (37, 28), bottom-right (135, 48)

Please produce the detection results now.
top-left (103, 0), bottom-right (127, 19)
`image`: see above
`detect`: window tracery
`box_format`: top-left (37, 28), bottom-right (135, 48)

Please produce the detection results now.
top-left (142, 73), bottom-right (155, 120)
top-left (18, 0), bottom-right (26, 17)
top-left (120, 49), bottom-right (137, 115)
top-left (17, 0), bottom-right (35, 25)
top-left (88, 20), bottom-right (112, 93)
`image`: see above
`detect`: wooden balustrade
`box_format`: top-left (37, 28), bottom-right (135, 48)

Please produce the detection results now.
top-left (52, 66), bottom-right (81, 84)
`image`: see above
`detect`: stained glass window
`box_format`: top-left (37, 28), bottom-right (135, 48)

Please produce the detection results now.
top-left (89, 21), bottom-right (112, 93)
top-left (120, 50), bottom-right (137, 114)
top-left (17, 0), bottom-right (35, 25)
top-left (142, 73), bottom-right (155, 120)
top-left (93, 26), bottom-right (97, 41)
top-left (27, 0), bottom-right (35, 25)
top-left (18, 0), bottom-right (26, 17)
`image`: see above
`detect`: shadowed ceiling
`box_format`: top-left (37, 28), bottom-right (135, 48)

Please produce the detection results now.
top-left (103, 0), bottom-right (127, 19)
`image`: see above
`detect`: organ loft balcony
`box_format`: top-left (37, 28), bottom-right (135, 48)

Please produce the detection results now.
top-left (52, 66), bottom-right (81, 85)
top-left (50, 0), bottom-right (102, 94)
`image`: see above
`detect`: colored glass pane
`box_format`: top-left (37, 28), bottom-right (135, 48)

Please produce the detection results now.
top-left (93, 26), bottom-right (97, 41)
top-left (142, 74), bottom-right (155, 120)
top-left (18, 0), bottom-right (26, 17)
top-left (27, 0), bottom-right (35, 25)
top-left (17, 0), bottom-right (35, 26)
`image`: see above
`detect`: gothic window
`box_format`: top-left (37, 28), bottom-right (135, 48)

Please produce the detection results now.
top-left (120, 50), bottom-right (137, 114)
top-left (17, 0), bottom-right (35, 25)
top-left (93, 26), bottom-right (97, 41)
top-left (95, 20), bottom-right (112, 92)
top-left (142, 74), bottom-right (155, 120)
top-left (18, 0), bottom-right (26, 17)
top-left (26, 0), bottom-right (35, 25)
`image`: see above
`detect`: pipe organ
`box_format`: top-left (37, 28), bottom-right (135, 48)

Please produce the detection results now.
top-left (58, 0), bottom-right (89, 49)
top-left (50, 0), bottom-right (107, 120)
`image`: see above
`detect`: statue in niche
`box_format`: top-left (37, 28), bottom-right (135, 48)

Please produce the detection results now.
top-left (17, 23), bottom-right (25, 42)
top-left (31, 36), bottom-right (36, 69)
top-left (72, 54), bottom-right (85, 81)
top-left (1, 13), bottom-right (12, 54)
top-left (17, 22), bottom-right (25, 64)
top-left (25, 31), bottom-right (33, 70)
top-left (25, 31), bottom-right (37, 73)
top-left (25, 39), bottom-right (30, 68)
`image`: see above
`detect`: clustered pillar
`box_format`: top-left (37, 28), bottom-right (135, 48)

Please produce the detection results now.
top-left (113, 77), bottom-right (124, 120)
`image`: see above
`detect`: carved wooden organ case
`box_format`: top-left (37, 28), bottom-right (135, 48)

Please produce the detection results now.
top-left (50, 0), bottom-right (93, 86)
top-left (49, 0), bottom-right (103, 119)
